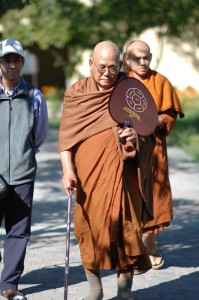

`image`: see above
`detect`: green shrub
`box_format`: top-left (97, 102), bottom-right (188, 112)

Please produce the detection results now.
top-left (167, 96), bottom-right (199, 160)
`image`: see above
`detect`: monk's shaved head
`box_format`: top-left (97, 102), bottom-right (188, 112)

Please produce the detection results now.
top-left (92, 41), bottom-right (120, 64)
top-left (126, 40), bottom-right (150, 54)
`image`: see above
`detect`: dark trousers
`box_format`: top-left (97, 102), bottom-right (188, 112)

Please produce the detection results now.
top-left (0, 182), bottom-right (34, 290)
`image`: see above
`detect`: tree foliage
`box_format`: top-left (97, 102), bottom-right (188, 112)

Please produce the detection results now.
top-left (0, 0), bottom-right (36, 17)
top-left (0, 0), bottom-right (198, 77)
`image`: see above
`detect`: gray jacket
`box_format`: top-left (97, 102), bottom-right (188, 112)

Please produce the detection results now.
top-left (0, 79), bottom-right (37, 185)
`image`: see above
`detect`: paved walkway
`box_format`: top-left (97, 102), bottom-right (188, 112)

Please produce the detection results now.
top-left (1, 129), bottom-right (199, 300)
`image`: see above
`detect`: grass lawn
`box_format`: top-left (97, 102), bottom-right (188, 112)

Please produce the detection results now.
top-left (167, 99), bottom-right (199, 161)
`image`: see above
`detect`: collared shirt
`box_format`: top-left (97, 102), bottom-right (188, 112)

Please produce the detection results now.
top-left (0, 77), bottom-right (48, 152)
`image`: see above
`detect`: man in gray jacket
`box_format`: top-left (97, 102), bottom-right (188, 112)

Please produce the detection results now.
top-left (0, 38), bottom-right (48, 300)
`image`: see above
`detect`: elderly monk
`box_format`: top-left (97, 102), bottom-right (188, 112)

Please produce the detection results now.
top-left (59, 40), bottom-right (156, 300)
top-left (123, 40), bottom-right (184, 270)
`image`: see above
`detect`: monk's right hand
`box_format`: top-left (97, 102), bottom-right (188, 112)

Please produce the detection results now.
top-left (61, 172), bottom-right (77, 197)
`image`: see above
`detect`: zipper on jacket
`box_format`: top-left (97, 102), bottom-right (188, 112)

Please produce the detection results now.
top-left (8, 97), bottom-right (13, 181)
top-left (9, 98), bottom-right (13, 110)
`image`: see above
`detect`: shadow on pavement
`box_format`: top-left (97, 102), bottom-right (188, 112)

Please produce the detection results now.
top-left (21, 264), bottom-right (85, 295)
top-left (30, 196), bottom-right (199, 268)
top-left (132, 271), bottom-right (199, 300)
top-left (157, 197), bottom-right (199, 269)
top-left (21, 267), bottom-right (199, 299)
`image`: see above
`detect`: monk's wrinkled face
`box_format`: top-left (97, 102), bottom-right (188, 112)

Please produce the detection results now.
top-left (124, 42), bottom-right (152, 80)
top-left (89, 47), bottom-right (120, 91)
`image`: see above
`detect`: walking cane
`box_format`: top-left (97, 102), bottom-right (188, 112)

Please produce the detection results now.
top-left (64, 189), bottom-right (73, 300)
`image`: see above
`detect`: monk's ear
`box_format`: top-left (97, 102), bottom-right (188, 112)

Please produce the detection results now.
top-left (122, 52), bottom-right (130, 72)
top-left (123, 52), bottom-right (128, 63)
top-left (123, 52), bottom-right (130, 67)
top-left (89, 58), bottom-right (93, 67)
top-left (149, 53), bottom-right (152, 62)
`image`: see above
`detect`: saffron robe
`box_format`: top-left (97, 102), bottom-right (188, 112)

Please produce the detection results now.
top-left (59, 74), bottom-right (155, 270)
top-left (128, 69), bottom-right (184, 232)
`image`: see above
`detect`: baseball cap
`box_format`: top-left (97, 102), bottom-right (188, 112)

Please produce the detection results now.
top-left (0, 38), bottom-right (25, 58)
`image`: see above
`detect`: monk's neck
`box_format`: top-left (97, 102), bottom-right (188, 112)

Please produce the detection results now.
top-left (128, 70), bottom-right (146, 82)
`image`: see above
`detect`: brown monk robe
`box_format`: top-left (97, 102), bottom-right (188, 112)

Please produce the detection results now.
top-left (128, 68), bottom-right (184, 269)
top-left (59, 74), bottom-right (155, 273)
top-left (123, 39), bottom-right (185, 270)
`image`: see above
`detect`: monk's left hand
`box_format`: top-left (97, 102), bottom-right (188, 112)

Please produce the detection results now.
top-left (157, 116), bottom-right (166, 130)
top-left (118, 127), bottom-right (137, 144)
